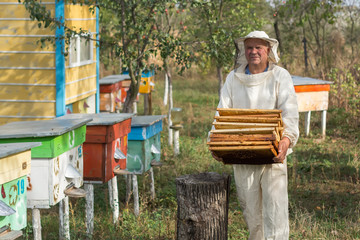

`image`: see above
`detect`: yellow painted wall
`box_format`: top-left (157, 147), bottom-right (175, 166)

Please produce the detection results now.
top-left (65, 62), bottom-right (96, 82)
top-left (0, 2), bottom-right (57, 123)
top-left (0, 20), bottom-right (54, 35)
top-left (0, 37), bottom-right (55, 52)
top-left (0, 4), bottom-right (55, 18)
top-left (0, 69), bottom-right (56, 85)
top-left (0, 85), bottom-right (56, 101)
top-left (0, 102), bottom-right (55, 118)
top-left (0, 53), bottom-right (55, 68)
top-left (65, 76), bottom-right (97, 104)
top-left (0, 151), bottom-right (31, 184)
top-left (65, 20), bottom-right (96, 32)
top-left (0, 2), bottom-right (98, 122)
top-left (65, 4), bottom-right (95, 19)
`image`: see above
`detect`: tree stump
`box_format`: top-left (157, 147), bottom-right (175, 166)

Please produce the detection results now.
top-left (176, 172), bottom-right (230, 240)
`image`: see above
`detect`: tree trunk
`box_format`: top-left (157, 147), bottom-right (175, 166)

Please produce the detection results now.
top-left (164, 62), bottom-right (173, 146)
top-left (274, 20), bottom-right (283, 55)
top-left (176, 172), bottom-right (230, 240)
top-left (163, 73), bottom-right (169, 106)
top-left (122, 67), bottom-right (140, 113)
top-left (217, 66), bottom-right (223, 99)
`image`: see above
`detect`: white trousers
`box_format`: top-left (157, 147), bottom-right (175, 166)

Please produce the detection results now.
top-left (233, 161), bottom-right (289, 240)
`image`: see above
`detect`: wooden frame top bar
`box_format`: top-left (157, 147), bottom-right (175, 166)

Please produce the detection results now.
top-left (217, 108), bottom-right (282, 116)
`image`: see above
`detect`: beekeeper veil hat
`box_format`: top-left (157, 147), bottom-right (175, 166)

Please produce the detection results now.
top-left (234, 31), bottom-right (280, 68)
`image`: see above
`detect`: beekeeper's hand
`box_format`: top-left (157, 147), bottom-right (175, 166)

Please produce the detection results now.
top-left (273, 137), bottom-right (290, 163)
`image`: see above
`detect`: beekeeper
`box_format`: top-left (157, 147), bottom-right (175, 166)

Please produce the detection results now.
top-left (212, 31), bottom-right (299, 240)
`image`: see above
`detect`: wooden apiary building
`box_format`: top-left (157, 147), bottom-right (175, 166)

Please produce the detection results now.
top-left (0, 0), bottom-right (100, 125)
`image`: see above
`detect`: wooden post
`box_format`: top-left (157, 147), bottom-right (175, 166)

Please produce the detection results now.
top-left (304, 111), bottom-right (311, 137)
top-left (144, 93), bottom-right (149, 115)
top-left (125, 175), bottom-right (132, 204)
top-left (59, 196), bottom-right (70, 240)
top-left (149, 167), bottom-right (155, 200)
top-left (32, 208), bottom-right (42, 240)
top-left (133, 102), bottom-right (137, 114)
top-left (176, 172), bottom-right (230, 240)
top-left (132, 174), bottom-right (139, 216)
top-left (174, 129), bottom-right (180, 155)
top-left (84, 184), bottom-right (94, 238)
top-left (108, 177), bottom-right (119, 224)
top-left (321, 110), bottom-right (327, 137)
top-left (171, 125), bottom-right (183, 156)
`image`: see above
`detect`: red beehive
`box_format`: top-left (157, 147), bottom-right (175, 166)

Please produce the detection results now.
top-left (58, 113), bottom-right (133, 183)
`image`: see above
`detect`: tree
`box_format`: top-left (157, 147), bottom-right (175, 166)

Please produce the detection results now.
top-left (272, 0), bottom-right (342, 74)
top-left (188, 0), bottom-right (265, 97)
top-left (21, 0), bottom-right (194, 113)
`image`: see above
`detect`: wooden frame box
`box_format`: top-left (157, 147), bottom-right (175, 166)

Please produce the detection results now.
top-left (0, 143), bottom-right (40, 235)
top-left (127, 115), bottom-right (165, 174)
top-left (58, 113), bottom-right (133, 183)
top-left (0, 119), bottom-right (90, 209)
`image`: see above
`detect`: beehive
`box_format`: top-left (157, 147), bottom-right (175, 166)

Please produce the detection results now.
top-left (208, 108), bottom-right (283, 164)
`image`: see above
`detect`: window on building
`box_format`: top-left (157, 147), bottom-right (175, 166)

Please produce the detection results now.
top-left (69, 33), bottom-right (93, 67)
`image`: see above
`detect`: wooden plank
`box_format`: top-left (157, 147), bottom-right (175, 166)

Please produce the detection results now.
top-left (65, 76), bottom-right (97, 103)
top-left (0, 102), bottom-right (56, 117)
top-left (0, 69), bottom-right (56, 85)
top-left (213, 122), bottom-right (278, 129)
top-left (296, 91), bottom-right (329, 112)
top-left (215, 116), bottom-right (282, 123)
top-left (65, 4), bottom-right (95, 19)
top-left (0, 151), bottom-right (31, 184)
top-left (294, 84), bottom-right (330, 93)
top-left (0, 85), bottom-right (56, 101)
top-left (210, 133), bottom-right (276, 141)
top-left (64, 20), bottom-right (96, 32)
top-left (207, 141), bottom-right (272, 146)
top-left (210, 127), bottom-right (282, 134)
top-left (0, 4), bottom-right (55, 18)
top-left (65, 63), bottom-right (96, 81)
top-left (0, 37), bottom-right (55, 52)
top-left (0, 20), bottom-right (54, 35)
top-left (209, 145), bottom-right (273, 151)
top-left (0, 53), bottom-right (54, 68)
top-left (217, 108), bottom-right (282, 116)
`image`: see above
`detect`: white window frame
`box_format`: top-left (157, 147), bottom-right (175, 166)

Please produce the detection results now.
top-left (69, 33), bottom-right (93, 67)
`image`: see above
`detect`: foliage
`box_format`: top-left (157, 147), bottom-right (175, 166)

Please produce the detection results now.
top-left (271, 0), bottom-right (343, 73)
top-left (20, 0), bottom-right (195, 113)
top-left (186, 0), bottom-right (266, 96)
top-left (327, 65), bottom-right (360, 127)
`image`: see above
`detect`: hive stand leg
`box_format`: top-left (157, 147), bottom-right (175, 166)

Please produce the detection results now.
top-left (84, 184), bottom-right (94, 238)
top-left (59, 196), bottom-right (70, 240)
top-left (108, 177), bottom-right (119, 224)
top-left (149, 167), bottom-right (155, 200)
top-left (133, 102), bottom-right (137, 114)
top-left (32, 208), bottom-right (42, 240)
top-left (304, 111), bottom-right (311, 137)
top-left (168, 127), bottom-right (173, 146)
top-left (321, 110), bottom-right (327, 138)
top-left (174, 129), bottom-right (180, 155)
top-left (132, 174), bottom-right (139, 216)
top-left (125, 175), bottom-right (132, 204)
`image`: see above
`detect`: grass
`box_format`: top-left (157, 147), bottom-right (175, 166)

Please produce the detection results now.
top-left (21, 71), bottom-right (360, 239)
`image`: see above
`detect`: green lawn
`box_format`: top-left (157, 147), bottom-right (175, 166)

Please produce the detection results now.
top-left (22, 71), bottom-right (360, 240)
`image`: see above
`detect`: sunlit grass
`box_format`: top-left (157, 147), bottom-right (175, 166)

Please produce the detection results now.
top-left (22, 71), bottom-right (360, 239)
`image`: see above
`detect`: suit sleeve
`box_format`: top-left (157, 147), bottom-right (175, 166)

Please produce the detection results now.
top-left (276, 69), bottom-right (299, 148)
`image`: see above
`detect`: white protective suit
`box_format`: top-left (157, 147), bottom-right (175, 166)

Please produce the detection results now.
top-left (216, 31), bottom-right (299, 240)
